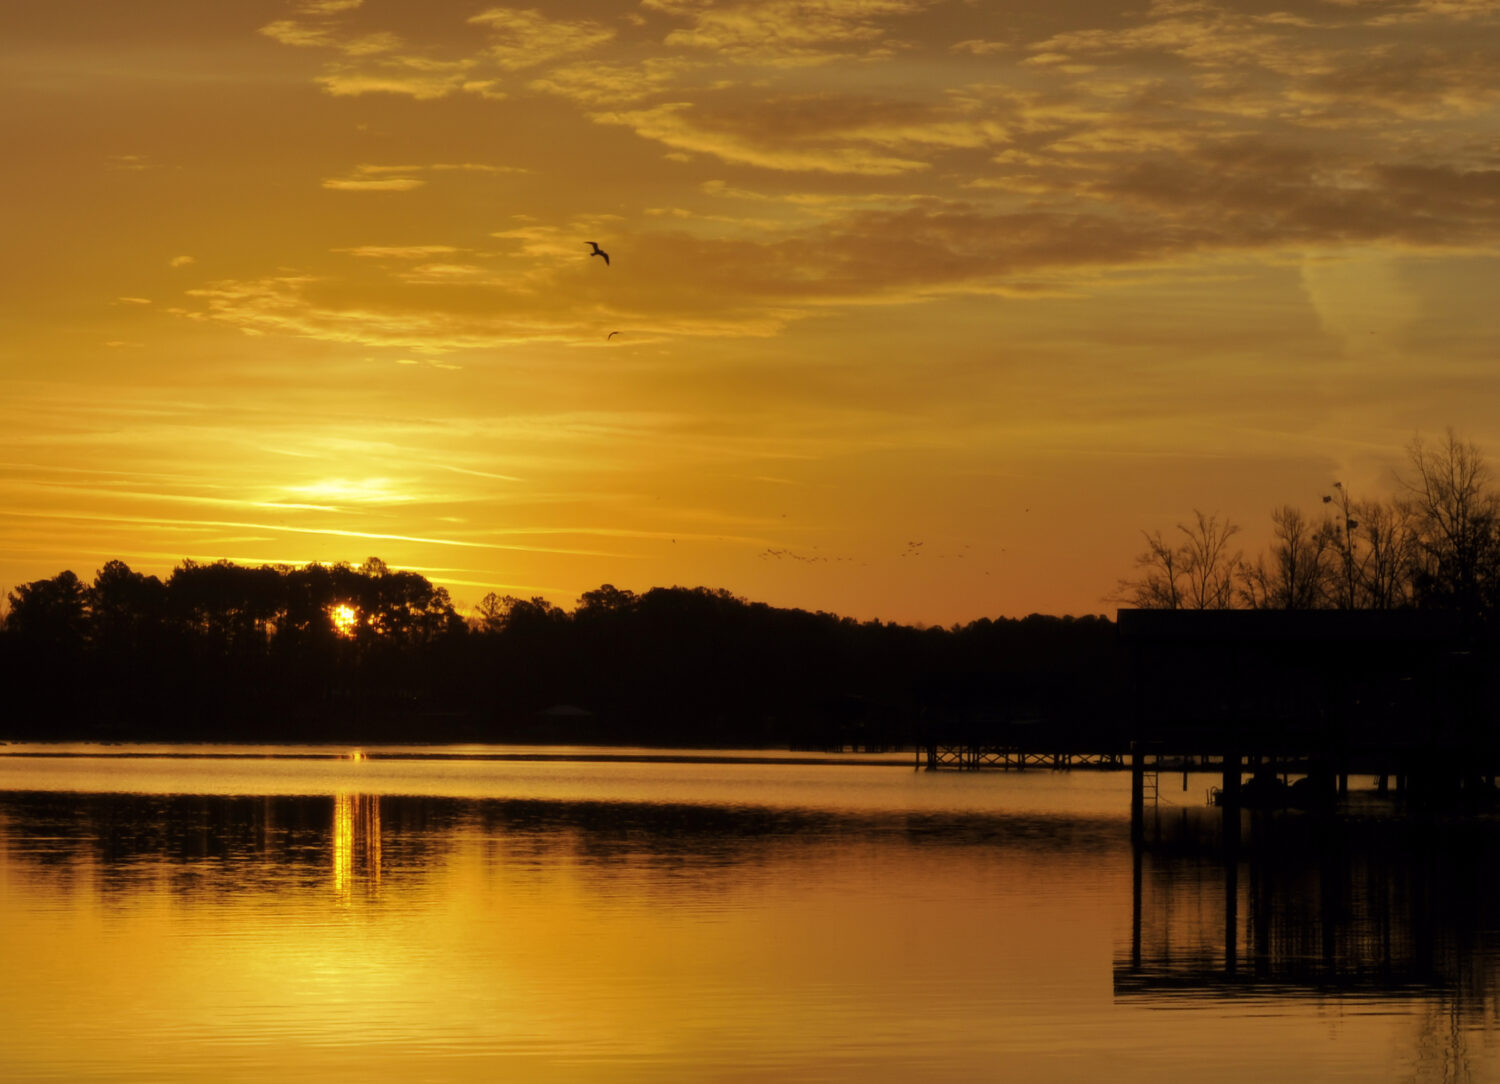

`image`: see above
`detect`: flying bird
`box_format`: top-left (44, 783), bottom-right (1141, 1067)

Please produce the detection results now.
top-left (607, 331), bottom-right (619, 340)
top-left (587, 241), bottom-right (610, 266)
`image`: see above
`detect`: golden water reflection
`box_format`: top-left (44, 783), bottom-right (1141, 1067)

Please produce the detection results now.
top-left (332, 792), bottom-right (381, 898)
top-left (2, 766), bottom-right (1500, 1082)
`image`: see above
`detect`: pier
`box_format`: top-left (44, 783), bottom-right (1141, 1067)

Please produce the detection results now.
top-left (916, 609), bottom-right (1500, 834)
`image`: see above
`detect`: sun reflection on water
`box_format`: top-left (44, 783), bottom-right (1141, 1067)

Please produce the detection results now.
top-left (332, 792), bottom-right (382, 898)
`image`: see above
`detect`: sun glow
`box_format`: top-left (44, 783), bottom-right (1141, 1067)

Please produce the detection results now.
top-left (330, 604), bottom-right (359, 637)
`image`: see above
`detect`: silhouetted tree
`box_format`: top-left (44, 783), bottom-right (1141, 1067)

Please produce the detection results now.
top-left (1116, 510), bottom-right (1241, 609)
top-left (1122, 430), bottom-right (1494, 617)
top-left (356, 559), bottom-right (463, 644)
top-left (494, 595), bottom-right (570, 636)
top-left (1401, 429), bottom-right (1500, 618)
top-left (1239, 505), bottom-right (1333, 609)
top-left (1322, 482), bottom-right (1364, 609)
top-left (6, 569), bottom-right (89, 646)
top-left (472, 592), bottom-right (507, 634)
top-left (1352, 497), bottom-right (1419, 609)
top-left (4, 570), bottom-right (91, 732)
top-left (168, 560), bottom-right (281, 650)
top-left (89, 561), bottom-right (167, 650)
top-left (576, 583), bottom-right (639, 619)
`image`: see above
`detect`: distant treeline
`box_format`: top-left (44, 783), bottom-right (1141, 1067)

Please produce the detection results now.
top-left (1116, 429), bottom-right (1500, 619)
top-left (0, 557), bottom-right (1116, 746)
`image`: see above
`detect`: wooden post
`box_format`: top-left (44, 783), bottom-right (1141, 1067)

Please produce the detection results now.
top-left (1221, 750), bottom-right (1241, 807)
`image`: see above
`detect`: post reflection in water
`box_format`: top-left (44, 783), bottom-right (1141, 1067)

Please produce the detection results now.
top-left (1117, 802), bottom-right (1500, 1076)
top-left (332, 792), bottom-right (381, 898)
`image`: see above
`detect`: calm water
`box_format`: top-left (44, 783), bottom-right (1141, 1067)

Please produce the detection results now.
top-left (1, 745), bottom-right (1497, 1082)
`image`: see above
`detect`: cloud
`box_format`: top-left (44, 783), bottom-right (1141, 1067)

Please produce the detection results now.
top-left (649, 0), bottom-right (930, 65)
top-left (258, 20), bottom-right (337, 49)
top-left (1291, 45), bottom-right (1500, 119)
top-left (182, 273), bottom-right (604, 353)
top-left (529, 58), bottom-right (696, 105)
top-left (1362, 0), bottom-right (1500, 26)
top-left (591, 102), bottom-right (931, 174)
top-left (321, 161), bottom-right (525, 191)
top-left (174, 198), bottom-right (1192, 360)
top-left (190, 0), bottom-right (1500, 356)
top-left (259, 9), bottom-right (479, 99)
top-left (169, 255), bottom-right (195, 268)
top-left (587, 85), bottom-right (1020, 175)
top-left (322, 175), bottom-right (427, 192)
top-left (468, 8), bottom-right (616, 70)
top-left (394, 263), bottom-right (507, 285)
top-left (1027, 3), bottom-right (1286, 74)
top-left (429, 162), bottom-right (528, 174)
top-left (106, 154), bottom-right (154, 172)
top-left (316, 55), bottom-right (476, 99)
top-left (951, 40), bottom-right (1011, 56)
top-left (1092, 139), bottom-right (1500, 249)
top-left (0, 506), bottom-right (604, 556)
top-left (1302, 246), bottom-right (1420, 358)
top-left (336, 245), bottom-right (465, 259)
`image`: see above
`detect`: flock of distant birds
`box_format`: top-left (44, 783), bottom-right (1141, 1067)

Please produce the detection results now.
top-left (759, 542), bottom-right (990, 571)
top-left (587, 240), bottom-right (996, 576)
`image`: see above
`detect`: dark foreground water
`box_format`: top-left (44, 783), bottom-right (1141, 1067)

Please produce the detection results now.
top-left (1, 745), bottom-right (1497, 1082)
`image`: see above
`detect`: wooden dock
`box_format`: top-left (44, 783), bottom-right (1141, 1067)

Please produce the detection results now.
top-left (912, 610), bottom-right (1500, 840)
top-left (917, 745), bottom-right (1126, 771)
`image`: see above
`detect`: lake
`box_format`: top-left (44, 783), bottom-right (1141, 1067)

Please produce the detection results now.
top-left (1, 745), bottom-right (1496, 1082)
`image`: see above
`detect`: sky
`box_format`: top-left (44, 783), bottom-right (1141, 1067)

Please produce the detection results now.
top-left (3, 0), bottom-right (1499, 627)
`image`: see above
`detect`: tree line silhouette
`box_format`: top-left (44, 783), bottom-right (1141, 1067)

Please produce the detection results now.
top-left (1, 556), bottom-right (1115, 746)
top-left (1115, 429), bottom-right (1500, 620)
top-left (12, 428), bottom-right (1488, 748)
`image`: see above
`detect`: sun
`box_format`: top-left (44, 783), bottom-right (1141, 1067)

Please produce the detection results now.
top-left (330, 603), bottom-right (359, 638)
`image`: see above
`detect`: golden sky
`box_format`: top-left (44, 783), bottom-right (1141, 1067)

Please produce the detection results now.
top-left (4, 0), bottom-right (1499, 625)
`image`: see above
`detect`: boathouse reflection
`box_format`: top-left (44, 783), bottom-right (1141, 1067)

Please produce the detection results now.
top-left (1116, 807), bottom-right (1500, 1006)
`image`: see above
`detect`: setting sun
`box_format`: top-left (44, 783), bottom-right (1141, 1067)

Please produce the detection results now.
top-left (330, 604), bottom-right (359, 638)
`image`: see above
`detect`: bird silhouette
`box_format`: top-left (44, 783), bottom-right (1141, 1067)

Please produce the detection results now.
top-left (607, 330), bottom-right (619, 340)
top-left (587, 241), bottom-right (610, 266)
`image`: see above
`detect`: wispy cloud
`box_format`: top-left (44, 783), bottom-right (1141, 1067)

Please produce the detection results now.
top-left (322, 175), bottom-right (427, 192)
top-left (0, 507), bottom-right (633, 557)
top-left (298, 0), bottom-right (363, 13)
top-left (591, 103), bottom-right (931, 174)
top-left (649, 0), bottom-right (931, 65)
top-left (468, 8), bottom-right (616, 70)
top-left (106, 154), bottom-right (154, 172)
top-left (322, 161), bottom-right (525, 191)
top-left (529, 57), bottom-right (697, 105)
top-left (317, 57), bottom-right (476, 99)
top-left (336, 245), bottom-right (464, 259)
